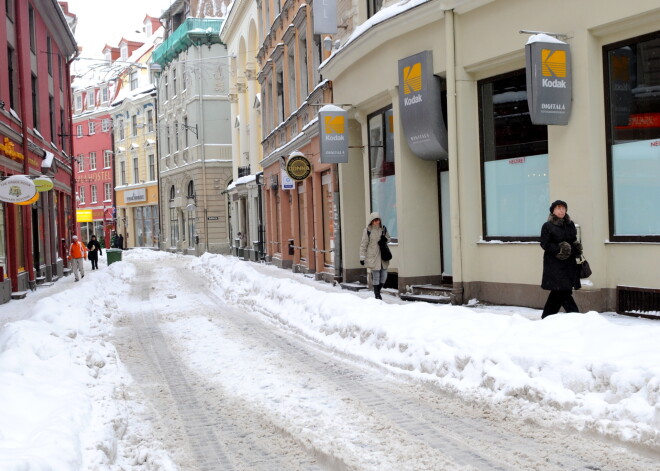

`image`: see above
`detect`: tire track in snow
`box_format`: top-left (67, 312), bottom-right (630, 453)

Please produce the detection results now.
top-left (116, 266), bottom-right (329, 471)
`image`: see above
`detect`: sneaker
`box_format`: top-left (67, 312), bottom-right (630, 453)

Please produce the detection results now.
top-left (81, 274), bottom-right (85, 278)
top-left (75, 278), bottom-right (79, 282)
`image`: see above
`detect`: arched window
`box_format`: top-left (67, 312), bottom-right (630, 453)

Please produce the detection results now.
top-left (169, 185), bottom-right (175, 201)
top-left (187, 180), bottom-right (195, 198)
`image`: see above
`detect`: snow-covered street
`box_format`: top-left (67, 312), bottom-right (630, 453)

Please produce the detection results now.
top-left (0, 250), bottom-right (658, 470)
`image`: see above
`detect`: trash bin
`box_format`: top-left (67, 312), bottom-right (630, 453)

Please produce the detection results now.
top-left (106, 248), bottom-right (123, 265)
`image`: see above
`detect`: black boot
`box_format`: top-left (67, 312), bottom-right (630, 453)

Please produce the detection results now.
top-left (374, 284), bottom-right (382, 300)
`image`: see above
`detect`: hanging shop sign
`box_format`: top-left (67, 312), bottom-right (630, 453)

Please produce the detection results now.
top-left (0, 175), bottom-right (37, 203)
top-left (281, 169), bottom-right (294, 190)
top-left (312, 0), bottom-right (338, 34)
top-left (398, 50), bottom-right (448, 161)
top-left (76, 209), bottom-right (93, 222)
top-left (525, 34), bottom-right (572, 125)
top-left (33, 176), bottom-right (54, 192)
top-left (15, 192), bottom-right (40, 206)
top-left (285, 152), bottom-right (312, 181)
top-left (319, 105), bottom-right (349, 163)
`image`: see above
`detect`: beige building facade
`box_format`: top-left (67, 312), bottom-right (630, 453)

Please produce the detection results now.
top-left (154, 1), bottom-right (233, 255)
top-left (321, 0), bottom-right (660, 314)
top-left (220, 0), bottom-right (265, 260)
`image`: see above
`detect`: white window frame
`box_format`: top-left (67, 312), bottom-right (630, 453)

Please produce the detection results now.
top-left (104, 150), bottom-right (112, 168)
top-left (102, 118), bottom-right (110, 132)
top-left (89, 152), bottom-right (97, 170)
top-left (104, 182), bottom-right (112, 201)
top-left (78, 154), bottom-right (84, 172)
top-left (76, 124), bottom-right (83, 138)
top-left (79, 186), bottom-right (85, 204)
top-left (88, 121), bottom-right (95, 135)
top-left (91, 185), bottom-right (97, 203)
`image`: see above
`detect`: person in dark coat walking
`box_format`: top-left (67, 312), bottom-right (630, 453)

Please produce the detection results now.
top-left (87, 234), bottom-right (102, 270)
top-left (540, 200), bottom-right (582, 319)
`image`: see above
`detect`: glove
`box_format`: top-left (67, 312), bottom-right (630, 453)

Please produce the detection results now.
top-left (572, 241), bottom-right (583, 257)
top-left (360, 260), bottom-right (365, 266)
top-left (556, 241), bottom-right (572, 260)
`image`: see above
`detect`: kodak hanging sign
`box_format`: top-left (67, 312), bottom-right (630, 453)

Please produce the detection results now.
top-left (319, 105), bottom-right (348, 163)
top-left (398, 50), bottom-right (448, 161)
top-left (525, 34), bottom-right (572, 125)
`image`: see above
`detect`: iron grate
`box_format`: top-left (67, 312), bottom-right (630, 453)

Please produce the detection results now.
top-left (617, 286), bottom-right (660, 319)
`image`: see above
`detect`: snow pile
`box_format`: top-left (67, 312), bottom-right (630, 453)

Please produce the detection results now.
top-left (0, 263), bottom-right (176, 470)
top-left (188, 252), bottom-right (660, 447)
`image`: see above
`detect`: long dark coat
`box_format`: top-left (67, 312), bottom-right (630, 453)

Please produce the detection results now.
top-left (87, 239), bottom-right (102, 261)
top-left (540, 214), bottom-right (581, 291)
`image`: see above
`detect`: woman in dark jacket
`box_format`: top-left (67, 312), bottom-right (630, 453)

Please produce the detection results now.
top-left (540, 200), bottom-right (582, 319)
top-left (87, 234), bottom-right (103, 270)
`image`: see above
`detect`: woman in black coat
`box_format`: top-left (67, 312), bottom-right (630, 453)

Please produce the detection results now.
top-left (540, 200), bottom-right (582, 319)
top-left (87, 234), bottom-right (102, 270)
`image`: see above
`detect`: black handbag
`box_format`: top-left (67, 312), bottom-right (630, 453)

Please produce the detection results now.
top-left (379, 226), bottom-right (392, 261)
top-left (577, 256), bottom-right (592, 278)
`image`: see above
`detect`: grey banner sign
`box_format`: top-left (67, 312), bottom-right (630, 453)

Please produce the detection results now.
top-left (525, 40), bottom-right (572, 125)
top-left (398, 50), bottom-right (448, 160)
top-left (319, 106), bottom-right (349, 163)
top-left (313, 0), bottom-right (337, 35)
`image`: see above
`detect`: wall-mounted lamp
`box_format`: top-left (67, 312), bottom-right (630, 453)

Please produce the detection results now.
top-left (0, 100), bottom-right (5, 110)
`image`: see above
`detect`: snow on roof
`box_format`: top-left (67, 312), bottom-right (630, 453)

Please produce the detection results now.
top-left (526, 33), bottom-right (567, 45)
top-left (323, 0), bottom-right (431, 66)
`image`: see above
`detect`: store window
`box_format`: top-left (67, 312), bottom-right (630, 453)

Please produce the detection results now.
top-left (605, 32), bottom-right (660, 240)
top-left (135, 206), bottom-right (159, 247)
top-left (368, 105), bottom-right (397, 238)
top-left (479, 70), bottom-right (549, 239)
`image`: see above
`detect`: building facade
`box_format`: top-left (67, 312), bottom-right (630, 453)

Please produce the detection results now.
top-left (320, 0), bottom-right (660, 314)
top-left (71, 79), bottom-right (117, 248)
top-left (256, 0), bottom-right (341, 282)
top-left (0, 0), bottom-right (77, 301)
top-left (220, 0), bottom-right (264, 261)
top-left (154, 0), bottom-right (233, 255)
top-left (112, 22), bottom-right (163, 249)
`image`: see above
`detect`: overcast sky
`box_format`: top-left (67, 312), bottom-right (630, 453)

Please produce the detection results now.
top-left (64, 0), bottom-right (173, 59)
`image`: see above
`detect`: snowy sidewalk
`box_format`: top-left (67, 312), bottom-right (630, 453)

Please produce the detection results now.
top-left (0, 249), bottom-right (658, 470)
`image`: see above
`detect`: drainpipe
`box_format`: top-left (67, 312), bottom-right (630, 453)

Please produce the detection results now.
top-left (196, 43), bottom-right (209, 253)
top-left (15, 1), bottom-right (36, 290)
top-left (445, 9), bottom-right (464, 304)
top-left (256, 171), bottom-right (265, 260)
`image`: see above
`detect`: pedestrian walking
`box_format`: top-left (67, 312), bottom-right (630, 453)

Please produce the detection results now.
top-left (87, 234), bottom-right (102, 270)
top-left (69, 235), bottom-right (87, 282)
top-left (118, 234), bottom-right (124, 250)
top-left (540, 200), bottom-right (582, 319)
top-left (359, 212), bottom-right (391, 300)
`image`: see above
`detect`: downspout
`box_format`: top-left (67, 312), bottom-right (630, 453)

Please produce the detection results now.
top-left (152, 88), bottom-right (162, 249)
top-left (196, 43), bottom-right (209, 253)
top-left (256, 171), bottom-right (264, 260)
top-left (15, 1), bottom-right (36, 290)
top-left (445, 9), bottom-right (464, 304)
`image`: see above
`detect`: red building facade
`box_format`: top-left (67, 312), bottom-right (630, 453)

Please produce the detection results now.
top-left (0, 0), bottom-right (77, 300)
top-left (71, 102), bottom-right (115, 248)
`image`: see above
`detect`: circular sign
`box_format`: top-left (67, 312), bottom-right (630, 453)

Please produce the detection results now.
top-left (286, 153), bottom-right (311, 181)
top-left (15, 192), bottom-right (40, 205)
top-left (33, 176), bottom-right (54, 192)
top-left (0, 175), bottom-right (37, 203)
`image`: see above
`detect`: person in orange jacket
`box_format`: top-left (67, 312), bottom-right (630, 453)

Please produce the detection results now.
top-left (69, 235), bottom-right (88, 282)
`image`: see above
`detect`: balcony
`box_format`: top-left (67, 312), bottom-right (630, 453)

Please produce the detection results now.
top-left (238, 165), bottom-right (251, 178)
top-left (152, 18), bottom-right (224, 67)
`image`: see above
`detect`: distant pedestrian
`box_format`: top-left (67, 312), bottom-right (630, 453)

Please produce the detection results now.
top-left (118, 234), bottom-right (124, 250)
top-left (540, 200), bottom-right (582, 319)
top-left (359, 212), bottom-right (391, 300)
top-left (111, 231), bottom-right (119, 248)
top-left (87, 234), bottom-right (102, 270)
top-left (69, 235), bottom-right (87, 282)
